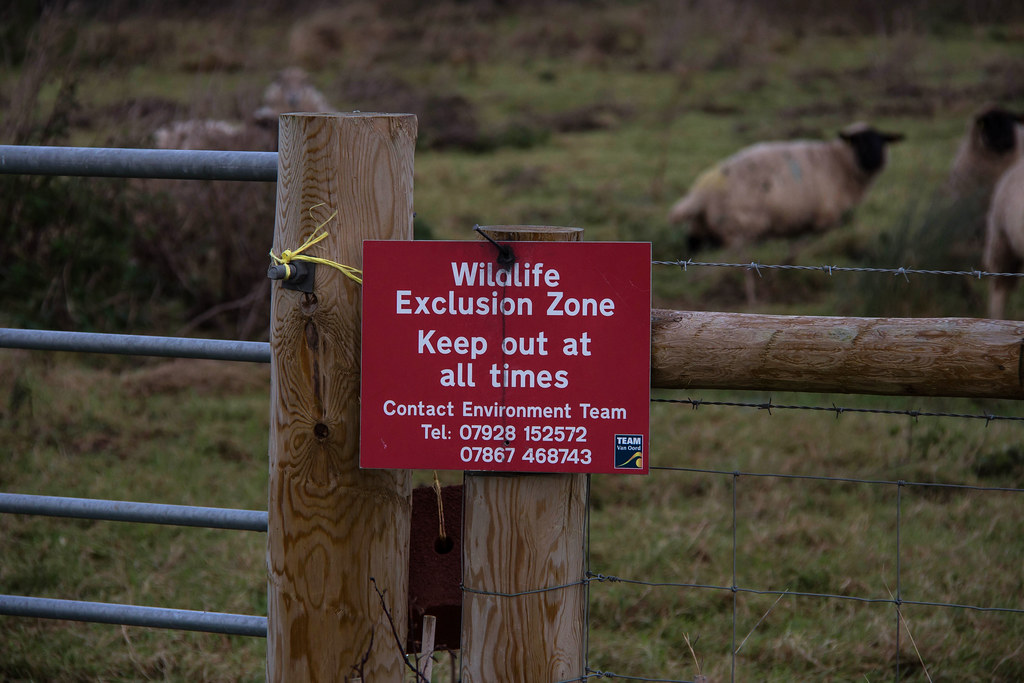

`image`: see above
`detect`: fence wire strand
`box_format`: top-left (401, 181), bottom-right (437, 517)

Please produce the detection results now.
top-left (580, 671), bottom-right (696, 682)
top-left (652, 396), bottom-right (1024, 424)
top-left (584, 572), bottom-right (1024, 615)
top-left (652, 465), bottom-right (1024, 495)
top-left (655, 259), bottom-right (1024, 280)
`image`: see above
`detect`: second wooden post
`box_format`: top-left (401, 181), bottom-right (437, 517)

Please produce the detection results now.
top-left (461, 226), bottom-right (588, 682)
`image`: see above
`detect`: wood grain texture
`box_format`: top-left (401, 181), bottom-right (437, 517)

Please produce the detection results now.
top-left (461, 226), bottom-right (587, 683)
top-left (652, 309), bottom-right (1024, 399)
top-left (480, 225), bottom-right (584, 242)
top-left (268, 113), bottom-right (416, 683)
top-left (462, 474), bottom-right (587, 682)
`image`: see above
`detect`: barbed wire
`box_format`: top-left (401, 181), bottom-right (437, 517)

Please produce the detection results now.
top-left (652, 396), bottom-right (1024, 424)
top-left (651, 465), bottom-right (1024, 495)
top-left (654, 259), bottom-right (1024, 280)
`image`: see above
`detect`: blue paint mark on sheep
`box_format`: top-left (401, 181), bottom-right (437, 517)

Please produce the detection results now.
top-left (786, 156), bottom-right (803, 181)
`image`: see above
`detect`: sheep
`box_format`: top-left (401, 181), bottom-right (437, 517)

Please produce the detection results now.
top-left (153, 119), bottom-right (248, 151)
top-left (252, 67), bottom-right (333, 125)
top-left (946, 104), bottom-right (1024, 203)
top-left (153, 68), bottom-right (332, 151)
top-left (983, 155), bottom-right (1024, 319)
top-left (669, 123), bottom-right (905, 250)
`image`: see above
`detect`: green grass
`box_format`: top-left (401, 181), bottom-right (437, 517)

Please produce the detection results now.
top-left (0, 355), bottom-right (270, 681)
top-left (3, 2), bottom-right (1024, 681)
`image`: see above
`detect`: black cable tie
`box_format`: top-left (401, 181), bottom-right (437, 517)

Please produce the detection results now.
top-left (474, 225), bottom-right (516, 269)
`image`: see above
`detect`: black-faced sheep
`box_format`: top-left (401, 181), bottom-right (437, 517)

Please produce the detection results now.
top-left (669, 123), bottom-right (905, 250)
top-left (947, 104), bottom-right (1023, 202)
top-left (983, 156), bottom-right (1024, 319)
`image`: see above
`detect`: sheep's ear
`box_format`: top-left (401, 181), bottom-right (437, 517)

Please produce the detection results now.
top-left (881, 132), bottom-right (905, 144)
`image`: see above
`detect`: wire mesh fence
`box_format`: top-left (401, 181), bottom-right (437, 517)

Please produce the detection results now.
top-left (563, 389), bottom-right (1024, 681)
top-left (571, 260), bottom-right (1023, 680)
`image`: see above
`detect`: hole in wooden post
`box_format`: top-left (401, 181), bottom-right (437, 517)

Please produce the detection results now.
top-left (313, 422), bottom-right (330, 440)
top-left (434, 535), bottom-right (454, 554)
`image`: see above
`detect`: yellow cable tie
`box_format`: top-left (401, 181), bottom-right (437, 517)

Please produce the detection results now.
top-left (268, 207), bottom-right (363, 285)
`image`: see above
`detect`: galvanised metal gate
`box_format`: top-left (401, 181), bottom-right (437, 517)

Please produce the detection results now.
top-left (0, 144), bottom-right (276, 639)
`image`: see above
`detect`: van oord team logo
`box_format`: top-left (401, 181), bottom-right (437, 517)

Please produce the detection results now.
top-left (614, 434), bottom-right (644, 469)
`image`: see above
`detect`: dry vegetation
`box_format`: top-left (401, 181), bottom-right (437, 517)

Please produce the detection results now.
top-left (2, 1), bottom-right (1024, 681)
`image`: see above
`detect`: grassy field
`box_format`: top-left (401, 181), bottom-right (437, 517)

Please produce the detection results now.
top-left (2, 1), bottom-right (1024, 681)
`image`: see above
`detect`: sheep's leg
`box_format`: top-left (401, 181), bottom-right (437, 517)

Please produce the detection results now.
top-left (744, 267), bottom-right (758, 306)
top-left (988, 278), bottom-right (1013, 319)
top-left (984, 228), bottom-right (1020, 320)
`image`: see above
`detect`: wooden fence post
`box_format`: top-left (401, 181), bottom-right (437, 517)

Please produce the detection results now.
top-left (268, 113), bottom-right (417, 682)
top-left (461, 226), bottom-right (588, 682)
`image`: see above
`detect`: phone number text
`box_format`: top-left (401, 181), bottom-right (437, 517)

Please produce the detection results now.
top-left (459, 446), bottom-right (593, 465)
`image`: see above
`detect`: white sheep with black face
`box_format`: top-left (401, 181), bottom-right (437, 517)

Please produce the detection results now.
top-left (947, 104), bottom-right (1024, 202)
top-left (984, 155), bottom-right (1024, 319)
top-left (669, 123), bottom-right (905, 250)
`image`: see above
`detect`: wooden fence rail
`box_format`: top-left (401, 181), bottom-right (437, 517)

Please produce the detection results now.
top-left (651, 310), bottom-right (1024, 399)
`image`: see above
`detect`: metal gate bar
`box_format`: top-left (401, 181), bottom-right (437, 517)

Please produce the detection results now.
top-left (0, 328), bottom-right (271, 363)
top-left (0, 493), bottom-right (268, 532)
top-left (0, 595), bottom-right (267, 637)
top-left (0, 145), bottom-right (277, 181)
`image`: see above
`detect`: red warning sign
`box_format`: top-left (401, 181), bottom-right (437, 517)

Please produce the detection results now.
top-left (360, 240), bottom-right (650, 474)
